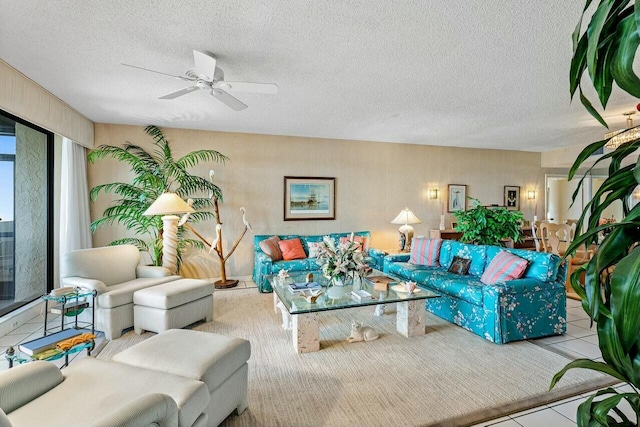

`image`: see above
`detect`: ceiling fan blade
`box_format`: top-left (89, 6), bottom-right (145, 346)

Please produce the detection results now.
top-left (218, 82), bottom-right (278, 95)
top-left (193, 50), bottom-right (217, 82)
top-left (121, 63), bottom-right (192, 81)
top-left (211, 89), bottom-right (248, 111)
top-left (159, 86), bottom-right (199, 99)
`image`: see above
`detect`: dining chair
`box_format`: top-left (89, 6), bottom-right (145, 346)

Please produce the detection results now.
top-left (531, 220), bottom-right (547, 252)
top-left (539, 222), bottom-right (572, 255)
top-left (539, 222), bottom-right (590, 300)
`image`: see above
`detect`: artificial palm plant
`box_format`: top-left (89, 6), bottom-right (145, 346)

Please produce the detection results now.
top-left (550, 2), bottom-right (640, 426)
top-left (88, 125), bottom-right (228, 267)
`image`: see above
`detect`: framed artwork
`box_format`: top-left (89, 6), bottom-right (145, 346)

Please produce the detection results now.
top-left (284, 176), bottom-right (335, 221)
top-left (448, 184), bottom-right (467, 212)
top-left (504, 186), bottom-right (520, 211)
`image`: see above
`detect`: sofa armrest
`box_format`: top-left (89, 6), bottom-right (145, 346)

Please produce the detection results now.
top-left (368, 248), bottom-right (386, 257)
top-left (494, 278), bottom-right (565, 294)
top-left (0, 361), bottom-right (63, 414)
top-left (482, 279), bottom-right (566, 343)
top-left (89, 393), bottom-right (178, 427)
top-left (136, 265), bottom-right (172, 278)
top-left (253, 252), bottom-right (275, 293)
top-left (382, 253), bottom-right (410, 273)
top-left (60, 277), bottom-right (107, 294)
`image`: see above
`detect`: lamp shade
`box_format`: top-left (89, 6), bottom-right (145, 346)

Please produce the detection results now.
top-left (144, 193), bottom-right (195, 216)
top-left (391, 207), bottom-right (422, 225)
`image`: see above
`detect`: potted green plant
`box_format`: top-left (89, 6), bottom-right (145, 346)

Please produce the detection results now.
top-left (453, 198), bottom-right (524, 246)
top-left (549, 2), bottom-right (640, 426)
top-left (88, 125), bottom-right (228, 268)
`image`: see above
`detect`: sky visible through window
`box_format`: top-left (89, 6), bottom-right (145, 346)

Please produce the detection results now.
top-left (0, 134), bottom-right (15, 221)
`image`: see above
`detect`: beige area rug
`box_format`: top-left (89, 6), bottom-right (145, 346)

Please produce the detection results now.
top-left (97, 288), bottom-right (617, 427)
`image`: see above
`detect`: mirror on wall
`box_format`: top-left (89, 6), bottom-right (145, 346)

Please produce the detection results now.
top-left (545, 174), bottom-right (624, 225)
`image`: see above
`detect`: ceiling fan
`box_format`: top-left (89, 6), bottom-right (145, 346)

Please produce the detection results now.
top-left (121, 50), bottom-right (278, 111)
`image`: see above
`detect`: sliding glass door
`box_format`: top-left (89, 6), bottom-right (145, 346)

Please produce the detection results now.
top-left (0, 111), bottom-right (53, 317)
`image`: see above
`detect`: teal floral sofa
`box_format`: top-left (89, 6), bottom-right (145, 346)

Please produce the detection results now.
top-left (383, 240), bottom-right (567, 344)
top-left (253, 231), bottom-right (385, 293)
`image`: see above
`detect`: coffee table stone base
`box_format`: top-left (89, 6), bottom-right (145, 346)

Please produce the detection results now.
top-left (293, 313), bottom-right (319, 353)
top-left (397, 300), bottom-right (425, 337)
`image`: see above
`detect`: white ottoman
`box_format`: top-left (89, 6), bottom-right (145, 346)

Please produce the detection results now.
top-left (113, 329), bottom-right (251, 427)
top-left (133, 278), bottom-right (214, 334)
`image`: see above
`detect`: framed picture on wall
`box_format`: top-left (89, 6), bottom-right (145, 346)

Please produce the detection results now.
top-left (448, 184), bottom-right (467, 212)
top-left (504, 186), bottom-right (520, 211)
top-left (284, 176), bottom-right (335, 221)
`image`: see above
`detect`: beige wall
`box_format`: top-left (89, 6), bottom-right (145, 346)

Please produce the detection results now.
top-left (90, 124), bottom-right (546, 279)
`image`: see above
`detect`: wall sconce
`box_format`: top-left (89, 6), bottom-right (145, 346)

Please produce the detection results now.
top-left (429, 188), bottom-right (439, 200)
top-left (527, 190), bottom-right (536, 200)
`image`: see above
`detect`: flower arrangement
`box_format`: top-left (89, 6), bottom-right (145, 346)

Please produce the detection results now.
top-left (316, 236), bottom-right (367, 285)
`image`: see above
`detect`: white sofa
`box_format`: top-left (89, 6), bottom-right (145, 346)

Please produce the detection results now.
top-left (60, 245), bottom-right (181, 339)
top-left (0, 330), bottom-right (251, 427)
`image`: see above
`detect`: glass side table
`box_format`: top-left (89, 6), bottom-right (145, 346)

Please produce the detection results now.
top-left (5, 337), bottom-right (95, 368)
top-left (42, 289), bottom-right (97, 336)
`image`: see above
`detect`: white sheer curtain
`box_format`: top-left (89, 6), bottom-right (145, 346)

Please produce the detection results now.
top-left (60, 137), bottom-right (92, 254)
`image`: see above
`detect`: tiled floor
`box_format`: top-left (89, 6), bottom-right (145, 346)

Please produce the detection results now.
top-left (471, 297), bottom-right (629, 427)
top-left (0, 284), bottom-right (627, 425)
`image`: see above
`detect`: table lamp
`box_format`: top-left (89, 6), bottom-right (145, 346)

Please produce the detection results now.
top-left (391, 207), bottom-right (422, 251)
top-left (144, 192), bottom-right (194, 274)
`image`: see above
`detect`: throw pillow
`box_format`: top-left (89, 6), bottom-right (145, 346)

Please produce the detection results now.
top-left (278, 238), bottom-right (307, 261)
top-left (409, 237), bottom-right (442, 267)
top-left (307, 241), bottom-right (322, 258)
top-left (481, 250), bottom-right (529, 285)
top-left (339, 235), bottom-right (369, 252)
top-left (259, 236), bottom-right (283, 261)
top-left (447, 256), bottom-right (471, 275)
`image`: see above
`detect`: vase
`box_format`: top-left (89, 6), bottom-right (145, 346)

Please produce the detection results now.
top-left (326, 276), bottom-right (347, 299)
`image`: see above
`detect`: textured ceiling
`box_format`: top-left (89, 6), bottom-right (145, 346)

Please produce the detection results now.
top-left (0, 1), bottom-right (637, 152)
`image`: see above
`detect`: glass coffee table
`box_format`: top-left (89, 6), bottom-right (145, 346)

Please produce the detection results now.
top-left (268, 270), bottom-right (439, 353)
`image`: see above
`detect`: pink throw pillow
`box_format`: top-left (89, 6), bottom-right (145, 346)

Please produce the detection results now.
top-left (409, 238), bottom-right (442, 267)
top-left (259, 236), bottom-right (283, 261)
top-left (481, 250), bottom-right (528, 285)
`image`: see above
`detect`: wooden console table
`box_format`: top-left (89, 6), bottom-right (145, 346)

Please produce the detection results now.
top-left (429, 227), bottom-right (535, 250)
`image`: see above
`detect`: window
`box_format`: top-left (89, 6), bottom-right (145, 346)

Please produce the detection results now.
top-left (0, 110), bottom-right (53, 317)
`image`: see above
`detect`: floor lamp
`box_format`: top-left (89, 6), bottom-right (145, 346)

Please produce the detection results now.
top-left (144, 193), bottom-right (194, 275)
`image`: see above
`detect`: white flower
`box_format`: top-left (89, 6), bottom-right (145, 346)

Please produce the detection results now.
top-left (317, 236), bottom-right (367, 281)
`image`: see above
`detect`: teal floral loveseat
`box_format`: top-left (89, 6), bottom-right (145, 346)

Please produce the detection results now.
top-left (383, 240), bottom-right (566, 344)
top-left (253, 231), bottom-right (385, 293)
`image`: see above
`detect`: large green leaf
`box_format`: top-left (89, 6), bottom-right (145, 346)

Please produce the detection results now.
top-left (551, 359), bottom-right (628, 389)
top-left (610, 247), bottom-right (640, 355)
top-left (580, 89), bottom-right (609, 128)
top-left (586, 0), bottom-right (616, 80)
top-left (612, 12), bottom-right (640, 98)
top-left (571, 33), bottom-right (590, 97)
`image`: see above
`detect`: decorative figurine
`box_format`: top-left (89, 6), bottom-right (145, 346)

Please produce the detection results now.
top-left (302, 289), bottom-right (324, 303)
top-left (278, 269), bottom-right (290, 279)
top-left (405, 281), bottom-right (417, 293)
top-left (347, 321), bottom-right (379, 343)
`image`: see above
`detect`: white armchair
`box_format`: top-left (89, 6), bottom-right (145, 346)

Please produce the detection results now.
top-left (60, 245), bottom-right (180, 339)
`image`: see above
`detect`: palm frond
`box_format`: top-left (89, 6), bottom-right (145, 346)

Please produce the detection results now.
top-left (91, 125), bottom-right (229, 268)
top-left (177, 149), bottom-right (229, 168)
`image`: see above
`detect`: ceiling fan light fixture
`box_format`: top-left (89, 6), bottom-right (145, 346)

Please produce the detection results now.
top-left (219, 82), bottom-right (232, 90)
